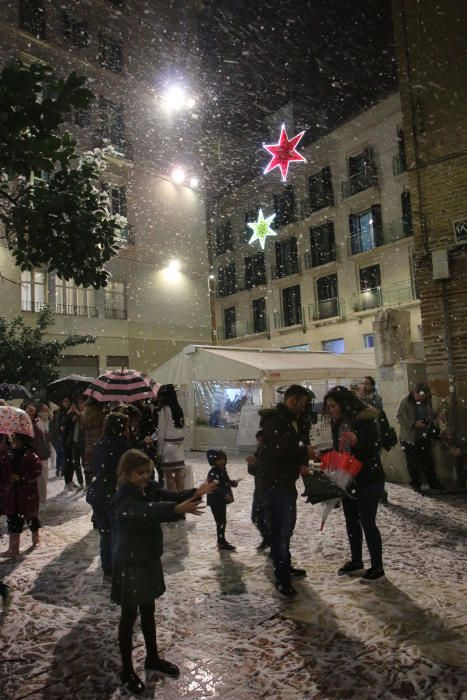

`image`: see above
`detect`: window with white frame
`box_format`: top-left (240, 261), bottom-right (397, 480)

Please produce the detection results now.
top-left (105, 281), bottom-right (127, 319)
top-left (21, 270), bottom-right (46, 312)
top-left (363, 333), bottom-right (375, 349)
top-left (56, 278), bottom-right (97, 317)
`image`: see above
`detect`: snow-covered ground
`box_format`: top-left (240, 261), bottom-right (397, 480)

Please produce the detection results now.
top-left (1, 455), bottom-right (466, 700)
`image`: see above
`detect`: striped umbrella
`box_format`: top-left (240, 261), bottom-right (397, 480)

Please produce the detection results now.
top-left (83, 369), bottom-right (159, 404)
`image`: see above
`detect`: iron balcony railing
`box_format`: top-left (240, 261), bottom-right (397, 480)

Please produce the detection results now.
top-left (55, 304), bottom-right (99, 318)
top-left (21, 300), bottom-right (47, 313)
top-left (350, 280), bottom-right (417, 313)
top-left (271, 258), bottom-right (302, 280)
top-left (217, 317), bottom-right (269, 341)
top-left (303, 247), bottom-right (339, 270)
top-left (392, 153), bottom-right (407, 176)
top-left (115, 225), bottom-right (136, 246)
top-left (341, 167), bottom-right (377, 199)
top-left (347, 219), bottom-right (412, 256)
top-left (308, 297), bottom-right (344, 322)
top-left (273, 306), bottom-right (304, 330)
top-left (104, 307), bottom-right (128, 320)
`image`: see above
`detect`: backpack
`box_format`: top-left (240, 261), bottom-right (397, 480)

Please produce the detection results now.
top-left (379, 410), bottom-right (398, 451)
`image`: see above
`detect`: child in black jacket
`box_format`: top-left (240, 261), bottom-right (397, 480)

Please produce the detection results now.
top-left (112, 449), bottom-right (215, 695)
top-left (206, 449), bottom-right (239, 551)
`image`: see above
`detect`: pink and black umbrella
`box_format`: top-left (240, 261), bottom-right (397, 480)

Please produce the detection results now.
top-left (0, 406), bottom-right (34, 437)
top-left (83, 369), bottom-right (159, 404)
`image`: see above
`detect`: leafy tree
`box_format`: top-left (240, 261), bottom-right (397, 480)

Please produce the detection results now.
top-left (0, 61), bottom-right (122, 288)
top-left (0, 306), bottom-right (96, 392)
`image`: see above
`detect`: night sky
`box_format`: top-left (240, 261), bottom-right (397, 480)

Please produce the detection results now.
top-left (198, 0), bottom-right (397, 188)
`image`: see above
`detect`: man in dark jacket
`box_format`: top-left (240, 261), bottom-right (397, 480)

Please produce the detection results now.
top-left (257, 384), bottom-right (316, 596)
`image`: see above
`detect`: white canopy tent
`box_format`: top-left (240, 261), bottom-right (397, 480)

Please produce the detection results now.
top-left (150, 345), bottom-right (375, 451)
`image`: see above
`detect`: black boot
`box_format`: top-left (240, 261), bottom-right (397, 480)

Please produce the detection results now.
top-left (145, 656), bottom-right (180, 677)
top-left (121, 669), bottom-right (145, 694)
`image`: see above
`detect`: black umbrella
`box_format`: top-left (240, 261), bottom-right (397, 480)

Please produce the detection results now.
top-left (0, 383), bottom-right (32, 401)
top-left (301, 469), bottom-right (349, 505)
top-left (46, 375), bottom-right (96, 405)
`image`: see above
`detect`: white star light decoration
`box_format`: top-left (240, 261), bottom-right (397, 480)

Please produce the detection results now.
top-left (247, 209), bottom-right (277, 249)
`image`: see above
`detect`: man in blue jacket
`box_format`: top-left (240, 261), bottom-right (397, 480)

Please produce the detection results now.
top-left (257, 385), bottom-right (316, 596)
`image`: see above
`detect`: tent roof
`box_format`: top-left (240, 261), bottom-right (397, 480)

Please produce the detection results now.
top-left (151, 345), bottom-right (375, 384)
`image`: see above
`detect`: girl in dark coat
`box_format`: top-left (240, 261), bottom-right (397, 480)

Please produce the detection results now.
top-left (87, 412), bottom-right (132, 578)
top-left (206, 448), bottom-right (239, 551)
top-left (0, 433), bottom-right (42, 557)
top-left (323, 386), bottom-right (386, 582)
top-left (111, 449), bottom-right (215, 695)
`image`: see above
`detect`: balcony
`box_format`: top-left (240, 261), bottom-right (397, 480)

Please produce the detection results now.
top-left (21, 300), bottom-right (47, 313)
top-left (115, 225), bottom-right (135, 246)
top-left (347, 219), bottom-right (412, 256)
top-left (273, 306), bottom-right (304, 330)
top-left (392, 153), bottom-right (407, 176)
top-left (271, 259), bottom-right (302, 280)
top-left (308, 297), bottom-right (344, 321)
top-left (215, 283), bottom-right (245, 299)
top-left (55, 304), bottom-right (99, 318)
top-left (304, 247), bottom-right (339, 270)
top-left (104, 307), bottom-right (128, 320)
top-left (349, 280), bottom-right (417, 313)
top-left (217, 318), bottom-right (269, 341)
top-left (341, 168), bottom-right (377, 199)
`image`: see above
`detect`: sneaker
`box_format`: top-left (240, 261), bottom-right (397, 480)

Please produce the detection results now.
top-left (217, 541), bottom-right (236, 551)
top-left (360, 567), bottom-right (385, 583)
top-left (275, 582), bottom-right (297, 597)
top-left (145, 656), bottom-right (180, 677)
top-left (338, 561), bottom-right (365, 577)
top-left (290, 566), bottom-right (307, 578)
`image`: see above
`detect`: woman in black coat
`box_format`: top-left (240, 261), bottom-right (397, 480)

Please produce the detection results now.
top-left (323, 386), bottom-right (386, 582)
top-left (87, 412), bottom-right (132, 578)
top-left (111, 449), bottom-right (215, 695)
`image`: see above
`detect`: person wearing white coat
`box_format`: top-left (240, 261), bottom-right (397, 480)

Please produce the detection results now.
top-left (156, 385), bottom-right (185, 492)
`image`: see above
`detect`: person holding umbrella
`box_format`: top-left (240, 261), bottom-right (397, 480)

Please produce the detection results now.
top-left (323, 386), bottom-right (386, 582)
top-left (22, 400), bottom-right (50, 505)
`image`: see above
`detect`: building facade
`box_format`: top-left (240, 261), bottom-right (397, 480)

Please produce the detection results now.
top-left (209, 93), bottom-right (421, 360)
top-left (391, 0), bottom-right (467, 429)
top-left (0, 0), bottom-right (210, 377)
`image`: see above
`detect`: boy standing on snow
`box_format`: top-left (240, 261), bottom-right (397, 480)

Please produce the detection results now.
top-left (206, 449), bottom-right (239, 551)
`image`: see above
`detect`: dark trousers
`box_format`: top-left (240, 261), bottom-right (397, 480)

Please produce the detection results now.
top-left (54, 441), bottom-right (64, 475)
top-left (209, 502), bottom-right (227, 543)
top-left (251, 488), bottom-right (270, 542)
top-left (342, 481), bottom-right (384, 570)
top-left (64, 444), bottom-right (84, 485)
top-left (93, 511), bottom-right (113, 576)
top-left (401, 441), bottom-right (442, 489)
top-left (7, 514), bottom-right (40, 534)
top-left (119, 601), bottom-right (156, 673)
top-left (263, 487), bottom-right (297, 586)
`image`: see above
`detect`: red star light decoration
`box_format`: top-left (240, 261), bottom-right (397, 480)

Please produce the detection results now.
top-left (263, 124), bottom-right (306, 181)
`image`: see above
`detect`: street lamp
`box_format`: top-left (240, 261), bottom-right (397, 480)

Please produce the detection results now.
top-left (162, 85), bottom-right (196, 111)
top-left (171, 167), bottom-right (186, 185)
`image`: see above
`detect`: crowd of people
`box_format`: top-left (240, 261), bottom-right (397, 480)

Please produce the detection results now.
top-left (0, 376), bottom-right (461, 695)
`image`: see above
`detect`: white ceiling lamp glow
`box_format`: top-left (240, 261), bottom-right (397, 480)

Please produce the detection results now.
top-left (162, 85), bottom-right (196, 111)
top-left (167, 259), bottom-right (181, 273)
top-left (189, 176), bottom-right (199, 189)
top-left (171, 167), bottom-right (186, 185)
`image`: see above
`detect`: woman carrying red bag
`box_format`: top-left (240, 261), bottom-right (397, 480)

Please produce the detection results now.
top-left (323, 386), bottom-right (386, 582)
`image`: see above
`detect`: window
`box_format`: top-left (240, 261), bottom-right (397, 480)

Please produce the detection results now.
top-left (401, 190), bottom-right (412, 236)
top-left (349, 205), bottom-right (382, 254)
top-left (359, 264), bottom-right (382, 310)
top-left (56, 278), bottom-right (97, 317)
top-left (214, 220), bottom-right (233, 255)
top-left (245, 253), bottom-right (266, 289)
top-left (98, 98), bottom-right (127, 155)
top-left (309, 222), bottom-right (336, 267)
top-left (363, 333), bottom-right (375, 349)
top-left (397, 127), bottom-right (407, 171)
top-left (345, 147), bottom-right (377, 196)
top-left (109, 186), bottom-right (127, 217)
top-left (73, 107), bottom-right (91, 128)
top-left (98, 34), bottom-right (123, 73)
top-left (273, 185), bottom-right (296, 228)
top-left (282, 285), bottom-right (302, 326)
top-left (274, 237), bottom-right (299, 278)
top-left (217, 263), bottom-right (236, 297)
top-left (105, 281), bottom-right (127, 319)
top-left (309, 166), bottom-right (334, 212)
top-left (21, 270), bottom-right (46, 312)
top-left (20, 0), bottom-right (45, 39)
top-left (322, 338), bottom-right (345, 354)
top-left (454, 219), bottom-right (467, 244)
top-left (252, 298), bottom-right (267, 333)
top-left (244, 207), bottom-right (259, 241)
top-left (62, 11), bottom-right (89, 48)
top-left (224, 306), bottom-right (236, 340)
top-left (316, 273), bottom-right (339, 319)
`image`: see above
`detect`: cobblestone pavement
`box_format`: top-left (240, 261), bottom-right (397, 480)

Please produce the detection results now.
top-left (1, 455), bottom-right (466, 699)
